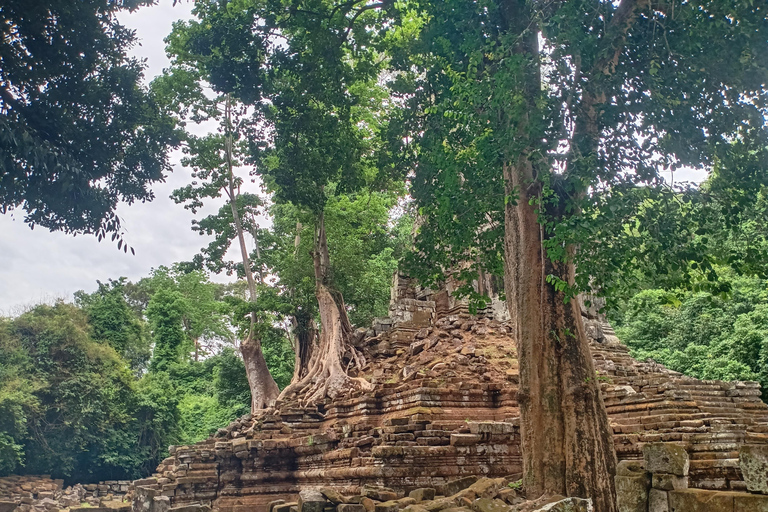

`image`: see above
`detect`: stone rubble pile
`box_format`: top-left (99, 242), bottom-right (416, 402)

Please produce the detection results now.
top-left (244, 477), bottom-right (590, 512)
top-left (616, 442), bottom-right (768, 512)
top-left (0, 476), bottom-right (133, 512)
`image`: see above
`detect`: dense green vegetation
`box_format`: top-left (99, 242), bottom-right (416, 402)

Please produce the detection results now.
top-left (0, 274), bottom-right (259, 481)
top-left (615, 271), bottom-right (768, 391)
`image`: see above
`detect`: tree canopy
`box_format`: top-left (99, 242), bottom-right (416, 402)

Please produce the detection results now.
top-left (0, 0), bottom-right (179, 243)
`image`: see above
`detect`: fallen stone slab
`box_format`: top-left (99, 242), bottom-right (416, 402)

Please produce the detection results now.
top-left (469, 498), bottom-right (510, 512)
top-left (409, 489), bottom-right (436, 502)
top-left (436, 477), bottom-right (478, 498)
top-left (668, 488), bottom-right (744, 512)
top-left (739, 444), bottom-right (768, 494)
top-left (533, 498), bottom-right (591, 512)
top-left (338, 505), bottom-right (367, 512)
top-left (643, 443), bottom-right (689, 477)
top-left (299, 489), bottom-right (327, 512)
top-left (0, 502), bottom-right (18, 512)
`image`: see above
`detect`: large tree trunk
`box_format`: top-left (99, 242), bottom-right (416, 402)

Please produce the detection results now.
top-left (279, 211), bottom-right (372, 405)
top-left (289, 311), bottom-right (317, 384)
top-left (503, 160), bottom-right (618, 511)
top-left (241, 335), bottom-right (280, 410)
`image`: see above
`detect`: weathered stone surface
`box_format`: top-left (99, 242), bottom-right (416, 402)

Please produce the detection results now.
top-left (319, 488), bottom-right (347, 504)
top-left (0, 502), bottom-right (17, 512)
top-left (362, 487), bottom-right (399, 502)
top-left (299, 490), bottom-right (327, 512)
top-left (616, 460), bottom-right (645, 477)
top-left (409, 489), bottom-right (436, 502)
top-left (533, 498), bottom-right (591, 512)
top-left (168, 505), bottom-right (211, 512)
top-left (273, 502), bottom-right (298, 512)
top-left (668, 489), bottom-right (742, 512)
top-left (450, 434), bottom-right (481, 447)
top-left (338, 505), bottom-right (367, 512)
top-left (648, 489), bottom-right (668, 512)
top-left (268, 500), bottom-right (287, 512)
top-left (436, 478), bottom-right (478, 498)
top-left (733, 493), bottom-right (768, 512)
top-left (469, 498), bottom-right (509, 512)
top-left (615, 473), bottom-right (649, 512)
top-left (374, 501), bottom-right (400, 512)
top-left (652, 474), bottom-right (687, 491)
top-left (739, 444), bottom-right (768, 494)
top-left (644, 443), bottom-right (689, 477)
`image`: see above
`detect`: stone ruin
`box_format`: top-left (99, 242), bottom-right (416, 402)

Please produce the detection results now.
top-left (126, 273), bottom-right (768, 512)
top-left (5, 273), bottom-right (768, 512)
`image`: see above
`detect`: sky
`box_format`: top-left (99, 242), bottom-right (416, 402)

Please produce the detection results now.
top-left (0, 2), bottom-right (209, 314)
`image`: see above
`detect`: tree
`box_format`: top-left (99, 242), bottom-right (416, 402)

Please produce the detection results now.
top-left (257, 0), bottom-right (399, 404)
top-left (0, 0), bottom-right (178, 243)
top-left (397, 1), bottom-right (768, 508)
top-left (75, 279), bottom-right (151, 375)
top-left (162, 1), bottom-right (280, 410)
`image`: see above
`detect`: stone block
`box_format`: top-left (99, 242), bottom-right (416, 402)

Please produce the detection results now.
top-left (338, 505), bottom-right (367, 512)
top-left (532, 498), bottom-right (591, 512)
top-left (360, 498), bottom-right (375, 512)
top-left (319, 488), bottom-right (347, 504)
top-left (739, 444), bottom-right (768, 494)
top-left (274, 503), bottom-right (298, 512)
top-left (469, 498), bottom-right (509, 512)
top-left (408, 489), bottom-right (436, 502)
top-left (644, 443), bottom-right (690, 476)
top-left (168, 505), bottom-right (211, 512)
top-left (299, 490), bottom-right (327, 512)
top-left (616, 460), bottom-right (645, 477)
top-left (0, 502), bottom-right (18, 512)
top-left (615, 473), bottom-right (650, 512)
top-left (648, 489), bottom-right (668, 512)
top-left (435, 477), bottom-right (478, 497)
top-left (362, 487), bottom-right (399, 502)
top-left (734, 493), bottom-right (768, 512)
top-left (374, 501), bottom-right (400, 512)
top-left (268, 500), bottom-right (286, 512)
top-left (668, 489), bottom-right (740, 512)
top-left (450, 435), bottom-right (481, 447)
top-left (652, 474), bottom-right (688, 491)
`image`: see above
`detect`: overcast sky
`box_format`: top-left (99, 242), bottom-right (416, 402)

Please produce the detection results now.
top-left (0, 2), bottom-right (210, 314)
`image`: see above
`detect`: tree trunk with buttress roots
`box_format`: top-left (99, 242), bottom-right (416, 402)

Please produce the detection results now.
top-left (278, 212), bottom-right (372, 405)
top-left (503, 159), bottom-right (618, 512)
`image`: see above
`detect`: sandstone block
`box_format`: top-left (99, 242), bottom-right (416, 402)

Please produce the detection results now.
top-left (0, 502), bottom-right (17, 512)
top-left (652, 474), bottom-right (688, 491)
top-left (374, 501), bottom-right (400, 512)
top-left (268, 500), bottom-right (286, 512)
top-left (435, 477), bottom-right (478, 497)
top-left (299, 491), bottom-right (327, 512)
top-left (465, 479), bottom-right (506, 500)
top-left (273, 502), bottom-right (298, 512)
top-left (450, 435), bottom-right (481, 447)
top-left (320, 488), bottom-right (347, 504)
top-left (616, 460), bottom-right (645, 477)
top-left (338, 505), bottom-right (366, 512)
top-left (668, 489), bottom-right (741, 512)
top-left (739, 444), bottom-right (768, 494)
top-left (644, 443), bottom-right (689, 476)
top-left (648, 489), bottom-right (668, 512)
top-left (615, 473), bottom-right (649, 512)
top-left (734, 493), bottom-right (768, 512)
top-left (168, 505), bottom-right (211, 512)
top-left (532, 497), bottom-right (591, 512)
top-left (408, 489), bottom-right (436, 502)
top-left (362, 487), bottom-right (398, 502)
top-left (469, 498), bottom-right (509, 512)
top-left (360, 498), bottom-right (375, 512)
